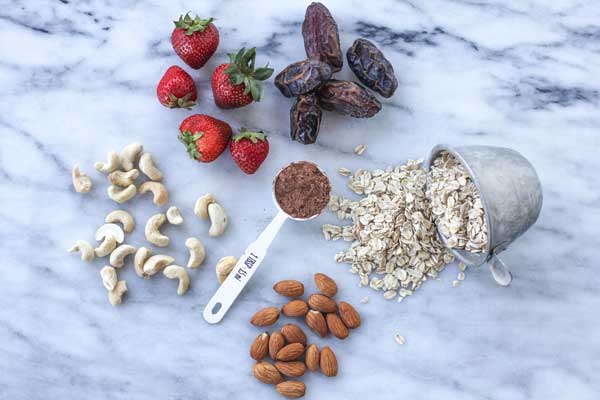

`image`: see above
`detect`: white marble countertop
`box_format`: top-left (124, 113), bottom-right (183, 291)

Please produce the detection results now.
top-left (1, 1), bottom-right (599, 399)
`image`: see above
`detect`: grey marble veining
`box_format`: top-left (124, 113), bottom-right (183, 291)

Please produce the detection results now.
top-left (1, 1), bottom-right (599, 399)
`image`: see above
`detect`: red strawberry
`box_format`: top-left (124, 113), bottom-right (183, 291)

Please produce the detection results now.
top-left (171, 14), bottom-right (219, 69)
top-left (229, 128), bottom-right (270, 174)
top-left (156, 66), bottom-right (197, 109)
top-left (178, 115), bottom-right (232, 163)
top-left (211, 47), bottom-right (274, 109)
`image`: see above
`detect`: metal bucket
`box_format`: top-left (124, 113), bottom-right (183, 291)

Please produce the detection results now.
top-left (426, 145), bottom-right (543, 286)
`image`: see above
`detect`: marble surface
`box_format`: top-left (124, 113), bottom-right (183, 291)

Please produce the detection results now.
top-left (1, 0), bottom-right (599, 399)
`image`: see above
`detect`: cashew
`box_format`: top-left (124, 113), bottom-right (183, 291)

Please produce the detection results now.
top-left (145, 213), bottom-right (169, 247)
top-left (72, 165), bottom-right (93, 193)
top-left (109, 244), bottom-right (137, 268)
top-left (208, 203), bottom-right (228, 237)
top-left (108, 184), bottom-right (137, 204)
top-left (100, 266), bottom-right (117, 291)
top-left (163, 265), bottom-right (190, 295)
top-left (166, 206), bottom-right (184, 225)
top-left (139, 153), bottom-right (163, 181)
top-left (68, 240), bottom-right (95, 262)
top-left (95, 151), bottom-right (120, 173)
top-left (143, 254), bottom-right (174, 276)
top-left (216, 256), bottom-right (237, 284)
top-left (108, 280), bottom-right (127, 306)
top-left (105, 210), bottom-right (135, 233)
top-left (108, 169), bottom-right (139, 187)
top-left (120, 142), bottom-right (143, 171)
top-left (134, 247), bottom-right (152, 278)
top-left (95, 224), bottom-right (125, 244)
top-left (194, 193), bottom-right (214, 219)
top-left (185, 237), bottom-right (206, 268)
top-left (95, 235), bottom-right (117, 257)
top-left (139, 181), bottom-right (168, 206)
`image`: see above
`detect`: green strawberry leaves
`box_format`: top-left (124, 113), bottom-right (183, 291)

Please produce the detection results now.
top-left (178, 130), bottom-right (204, 160)
top-left (174, 14), bottom-right (215, 35)
top-left (233, 128), bottom-right (266, 144)
top-left (167, 93), bottom-right (196, 110)
top-left (223, 47), bottom-right (274, 102)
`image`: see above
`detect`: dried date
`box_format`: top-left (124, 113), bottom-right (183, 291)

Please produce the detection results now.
top-left (316, 80), bottom-right (381, 118)
top-left (275, 59), bottom-right (333, 98)
top-left (302, 2), bottom-right (343, 72)
top-left (290, 93), bottom-right (322, 144)
top-left (347, 39), bottom-right (398, 98)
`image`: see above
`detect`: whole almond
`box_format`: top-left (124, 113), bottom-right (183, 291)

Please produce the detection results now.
top-left (308, 294), bottom-right (338, 313)
top-left (275, 381), bottom-right (306, 399)
top-left (320, 346), bottom-right (338, 377)
top-left (253, 361), bottom-right (284, 384)
top-left (273, 280), bottom-right (304, 297)
top-left (305, 344), bottom-right (319, 372)
top-left (269, 331), bottom-right (285, 360)
top-left (282, 299), bottom-right (309, 317)
top-left (281, 323), bottom-right (307, 345)
top-left (326, 313), bottom-right (349, 340)
top-left (251, 307), bottom-right (280, 326)
top-left (314, 273), bottom-right (338, 297)
top-left (275, 342), bottom-right (305, 361)
top-left (250, 332), bottom-right (270, 360)
top-left (275, 361), bottom-right (306, 377)
top-left (305, 310), bottom-right (328, 337)
top-left (339, 301), bottom-right (361, 329)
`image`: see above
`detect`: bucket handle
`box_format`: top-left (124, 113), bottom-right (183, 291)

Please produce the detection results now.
top-left (488, 247), bottom-right (512, 286)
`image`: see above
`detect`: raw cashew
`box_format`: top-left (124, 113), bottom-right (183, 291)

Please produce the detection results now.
top-left (100, 266), bottom-right (117, 291)
top-left (145, 213), bottom-right (170, 247)
top-left (166, 206), bottom-right (184, 225)
top-left (208, 203), bottom-right (228, 237)
top-left (185, 237), bottom-right (206, 268)
top-left (194, 193), bottom-right (214, 219)
top-left (139, 153), bottom-right (163, 181)
top-left (95, 224), bottom-right (125, 243)
top-left (163, 265), bottom-right (190, 295)
top-left (68, 240), bottom-right (95, 262)
top-left (139, 181), bottom-right (168, 206)
top-left (134, 247), bottom-right (152, 278)
top-left (108, 184), bottom-right (137, 203)
top-left (108, 169), bottom-right (139, 187)
top-left (72, 165), bottom-right (93, 193)
top-left (108, 280), bottom-right (127, 306)
top-left (109, 244), bottom-right (137, 268)
top-left (94, 235), bottom-right (117, 257)
top-left (105, 210), bottom-right (135, 233)
top-left (120, 142), bottom-right (143, 171)
top-left (95, 151), bottom-right (120, 173)
top-left (143, 254), bottom-right (174, 276)
top-left (216, 256), bottom-right (237, 284)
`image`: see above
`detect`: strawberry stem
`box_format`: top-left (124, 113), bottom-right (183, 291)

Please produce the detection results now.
top-left (174, 13), bottom-right (215, 35)
top-left (168, 93), bottom-right (196, 110)
top-left (223, 47), bottom-right (274, 102)
top-left (178, 130), bottom-right (204, 160)
top-left (233, 128), bottom-right (266, 144)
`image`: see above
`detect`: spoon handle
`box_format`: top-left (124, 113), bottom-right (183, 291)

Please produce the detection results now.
top-left (203, 211), bottom-right (289, 324)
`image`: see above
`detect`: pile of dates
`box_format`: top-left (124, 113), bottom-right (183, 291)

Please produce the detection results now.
top-left (274, 2), bottom-right (398, 144)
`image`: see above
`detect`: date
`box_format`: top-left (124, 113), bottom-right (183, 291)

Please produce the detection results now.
top-left (302, 2), bottom-right (343, 72)
top-left (347, 39), bottom-right (398, 98)
top-left (275, 59), bottom-right (333, 98)
top-left (316, 80), bottom-right (381, 118)
top-left (290, 93), bottom-right (322, 144)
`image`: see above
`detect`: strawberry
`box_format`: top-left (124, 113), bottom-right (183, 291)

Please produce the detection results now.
top-left (178, 114), bottom-right (232, 163)
top-left (171, 13), bottom-right (219, 69)
top-left (229, 128), bottom-right (270, 174)
top-left (156, 66), bottom-right (197, 109)
top-left (211, 47), bottom-right (274, 109)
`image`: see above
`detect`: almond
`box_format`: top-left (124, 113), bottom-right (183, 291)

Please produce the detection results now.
top-left (253, 361), bottom-right (284, 384)
top-left (275, 361), bottom-right (306, 377)
top-left (319, 346), bottom-right (338, 377)
top-left (269, 331), bottom-right (285, 360)
top-left (250, 307), bottom-right (280, 326)
top-left (281, 299), bottom-right (309, 317)
top-left (305, 344), bottom-right (319, 372)
top-left (305, 310), bottom-right (328, 337)
top-left (326, 313), bottom-right (349, 340)
top-left (314, 272), bottom-right (338, 297)
top-left (339, 301), bottom-right (361, 329)
top-left (308, 293), bottom-right (338, 313)
top-left (281, 323), bottom-right (307, 345)
top-left (273, 280), bottom-right (304, 297)
top-left (250, 332), bottom-right (270, 360)
top-left (275, 381), bottom-right (306, 399)
top-left (275, 342), bottom-right (305, 361)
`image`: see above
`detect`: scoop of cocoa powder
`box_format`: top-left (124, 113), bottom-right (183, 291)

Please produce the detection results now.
top-left (274, 161), bottom-right (331, 219)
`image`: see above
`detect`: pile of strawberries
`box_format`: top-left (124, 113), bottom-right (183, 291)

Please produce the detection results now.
top-left (156, 14), bottom-right (274, 174)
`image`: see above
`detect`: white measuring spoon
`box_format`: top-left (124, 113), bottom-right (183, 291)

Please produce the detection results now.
top-left (203, 162), bottom-right (330, 324)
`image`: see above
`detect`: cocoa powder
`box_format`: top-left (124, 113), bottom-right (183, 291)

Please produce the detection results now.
top-left (275, 161), bottom-right (330, 219)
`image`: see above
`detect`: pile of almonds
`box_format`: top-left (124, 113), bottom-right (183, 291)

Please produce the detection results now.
top-left (249, 273), bottom-right (361, 398)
